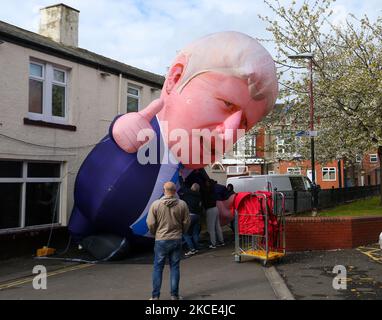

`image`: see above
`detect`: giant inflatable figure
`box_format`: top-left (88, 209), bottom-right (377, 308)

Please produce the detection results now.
top-left (68, 31), bottom-right (278, 258)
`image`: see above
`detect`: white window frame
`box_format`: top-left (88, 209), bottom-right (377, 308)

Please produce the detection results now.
top-left (28, 60), bottom-right (68, 124)
top-left (28, 61), bottom-right (45, 115)
top-left (127, 84), bottom-right (141, 112)
top-left (277, 146), bottom-right (286, 154)
top-left (322, 167), bottom-right (336, 181)
top-left (227, 165), bottom-right (248, 175)
top-left (244, 135), bottom-right (256, 157)
top-left (211, 162), bottom-right (225, 172)
top-left (370, 154), bottom-right (378, 163)
top-left (276, 137), bottom-right (285, 145)
top-left (276, 136), bottom-right (286, 154)
top-left (287, 167), bottom-right (301, 175)
top-left (233, 137), bottom-right (245, 156)
top-left (0, 160), bottom-right (63, 232)
top-left (51, 66), bottom-right (68, 122)
top-left (355, 154), bottom-right (362, 163)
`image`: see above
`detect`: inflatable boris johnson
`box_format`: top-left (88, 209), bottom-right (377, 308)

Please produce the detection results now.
top-left (68, 31), bottom-right (278, 260)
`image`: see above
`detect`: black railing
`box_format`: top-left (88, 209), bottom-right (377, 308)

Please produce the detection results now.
top-left (276, 185), bottom-right (380, 214)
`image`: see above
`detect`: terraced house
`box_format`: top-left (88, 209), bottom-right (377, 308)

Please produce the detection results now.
top-left (0, 4), bottom-right (164, 245)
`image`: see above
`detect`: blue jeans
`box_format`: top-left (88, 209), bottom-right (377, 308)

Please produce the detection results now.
top-left (152, 239), bottom-right (182, 298)
top-left (183, 214), bottom-right (200, 251)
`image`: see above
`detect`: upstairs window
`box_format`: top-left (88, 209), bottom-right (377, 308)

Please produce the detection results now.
top-left (52, 69), bottom-right (66, 117)
top-left (233, 136), bottom-right (245, 156)
top-left (370, 154), bottom-right (378, 163)
top-left (276, 136), bottom-right (285, 154)
top-left (233, 134), bottom-right (256, 157)
top-left (28, 61), bottom-right (68, 123)
top-left (29, 62), bottom-right (44, 114)
top-left (127, 84), bottom-right (141, 113)
top-left (244, 135), bottom-right (256, 157)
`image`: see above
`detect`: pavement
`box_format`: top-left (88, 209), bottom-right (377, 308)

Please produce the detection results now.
top-left (0, 233), bottom-right (278, 300)
top-left (2, 227), bottom-right (381, 300)
top-left (276, 244), bottom-right (382, 300)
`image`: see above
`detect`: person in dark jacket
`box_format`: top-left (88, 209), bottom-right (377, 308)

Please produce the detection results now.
top-left (202, 179), bottom-right (224, 249)
top-left (178, 175), bottom-right (203, 256)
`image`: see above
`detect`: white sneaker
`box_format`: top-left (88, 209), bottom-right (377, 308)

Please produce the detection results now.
top-left (216, 242), bottom-right (225, 247)
top-left (209, 245), bottom-right (216, 249)
top-left (184, 250), bottom-right (195, 256)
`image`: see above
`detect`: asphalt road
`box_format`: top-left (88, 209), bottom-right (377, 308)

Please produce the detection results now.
top-left (276, 244), bottom-right (382, 300)
top-left (0, 239), bottom-right (277, 300)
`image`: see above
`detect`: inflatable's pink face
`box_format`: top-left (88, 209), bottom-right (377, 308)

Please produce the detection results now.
top-left (158, 71), bottom-right (272, 169)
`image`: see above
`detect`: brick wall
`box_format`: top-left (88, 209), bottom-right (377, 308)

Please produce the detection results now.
top-left (277, 160), bottom-right (345, 189)
top-left (256, 128), bottom-right (265, 159)
top-left (361, 153), bottom-right (380, 186)
top-left (247, 164), bottom-right (262, 175)
top-left (285, 216), bottom-right (382, 252)
top-left (0, 226), bottom-right (69, 260)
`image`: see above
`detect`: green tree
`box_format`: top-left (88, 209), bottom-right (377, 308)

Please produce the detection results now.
top-left (259, 0), bottom-right (382, 204)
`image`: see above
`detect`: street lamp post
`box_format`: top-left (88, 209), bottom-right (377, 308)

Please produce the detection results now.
top-left (288, 53), bottom-right (318, 215)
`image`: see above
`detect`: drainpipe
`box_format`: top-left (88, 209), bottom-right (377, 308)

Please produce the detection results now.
top-left (338, 159), bottom-right (342, 188)
top-left (117, 73), bottom-right (122, 115)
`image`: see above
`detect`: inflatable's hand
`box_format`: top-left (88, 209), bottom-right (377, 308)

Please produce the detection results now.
top-left (217, 194), bottom-right (236, 226)
top-left (112, 98), bottom-right (164, 153)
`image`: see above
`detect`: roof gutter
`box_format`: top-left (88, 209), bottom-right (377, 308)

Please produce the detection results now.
top-left (0, 31), bottom-right (164, 89)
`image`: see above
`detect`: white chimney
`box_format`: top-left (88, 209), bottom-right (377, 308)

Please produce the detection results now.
top-left (39, 3), bottom-right (79, 47)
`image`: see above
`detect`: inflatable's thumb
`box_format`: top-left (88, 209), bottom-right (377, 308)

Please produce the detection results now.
top-left (140, 98), bottom-right (164, 121)
top-left (112, 98), bottom-right (164, 153)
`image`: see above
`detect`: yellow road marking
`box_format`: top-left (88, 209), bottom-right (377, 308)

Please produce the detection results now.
top-left (357, 245), bottom-right (382, 265)
top-left (0, 263), bottom-right (94, 291)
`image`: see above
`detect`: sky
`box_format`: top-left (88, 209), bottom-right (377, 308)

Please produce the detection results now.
top-left (0, 0), bottom-right (381, 76)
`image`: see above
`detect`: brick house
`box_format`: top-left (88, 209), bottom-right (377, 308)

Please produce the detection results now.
top-left (208, 103), bottom-right (380, 189)
top-left (344, 152), bottom-right (381, 187)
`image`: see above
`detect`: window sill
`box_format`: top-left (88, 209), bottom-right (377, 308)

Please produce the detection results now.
top-left (24, 118), bottom-right (76, 131)
top-left (0, 224), bottom-right (62, 236)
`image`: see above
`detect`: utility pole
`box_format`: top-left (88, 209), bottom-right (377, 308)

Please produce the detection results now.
top-left (288, 53), bottom-right (318, 215)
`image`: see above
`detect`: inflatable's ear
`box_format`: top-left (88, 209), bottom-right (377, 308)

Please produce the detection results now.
top-left (166, 54), bottom-right (187, 94)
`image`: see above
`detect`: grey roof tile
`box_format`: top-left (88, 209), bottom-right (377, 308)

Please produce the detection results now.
top-left (0, 20), bottom-right (165, 88)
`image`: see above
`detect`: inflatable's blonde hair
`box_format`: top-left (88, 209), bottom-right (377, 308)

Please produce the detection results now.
top-left (172, 31), bottom-right (278, 112)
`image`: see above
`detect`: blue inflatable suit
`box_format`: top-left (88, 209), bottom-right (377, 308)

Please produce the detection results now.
top-left (68, 116), bottom-right (183, 256)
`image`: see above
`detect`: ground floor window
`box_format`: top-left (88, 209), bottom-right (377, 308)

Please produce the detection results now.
top-left (0, 160), bottom-right (62, 230)
top-left (287, 167), bottom-right (301, 175)
top-left (322, 167), bottom-right (336, 181)
top-left (227, 165), bottom-right (248, 175)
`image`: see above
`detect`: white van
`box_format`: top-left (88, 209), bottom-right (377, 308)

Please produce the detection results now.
top-left (226, 174), bottom-right (314, 213)
top-left (226, 174), bottom-right (313, 193)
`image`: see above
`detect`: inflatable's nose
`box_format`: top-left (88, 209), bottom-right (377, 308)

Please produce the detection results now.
top-left (216, 110), bottom-right (245, 142)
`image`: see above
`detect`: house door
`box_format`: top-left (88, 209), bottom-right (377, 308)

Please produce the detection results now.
top-left (307, 170), bottom-right (312, 182)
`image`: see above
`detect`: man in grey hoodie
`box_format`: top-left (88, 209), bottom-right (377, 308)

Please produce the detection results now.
top-left (147, 181), bottom-right (191, 300)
